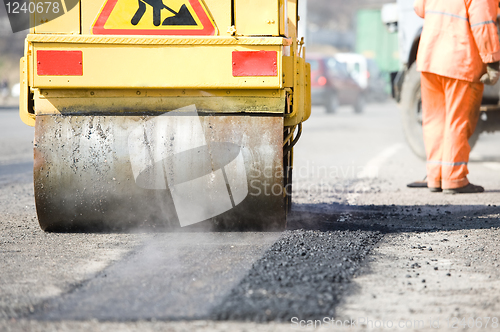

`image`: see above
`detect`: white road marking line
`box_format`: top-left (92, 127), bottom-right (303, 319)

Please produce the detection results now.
top-left (358, 143), bottom-right (405, 179)
top-left (347, 143), bottom-right (404, 205)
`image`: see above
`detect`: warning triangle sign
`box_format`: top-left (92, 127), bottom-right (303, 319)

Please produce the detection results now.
top-left (92, 0), bottom-right (217, 35)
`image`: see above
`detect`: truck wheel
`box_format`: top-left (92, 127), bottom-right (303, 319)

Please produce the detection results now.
top-left (325, 92), bottom-right (339, 114)
top-left (400, 63), bottom-right (480, 160)
top-left (469, 116), bottom-right (483, 149)
top-left (400, 63), bottom-right (426, 159)
top-left (354, 95), bottom-right (365, 114)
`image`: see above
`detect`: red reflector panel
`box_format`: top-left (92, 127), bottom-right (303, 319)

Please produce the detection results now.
top-left (232, 51), bottom-right (277, 77)
top-left (37, 50), bottom-right (83, 76)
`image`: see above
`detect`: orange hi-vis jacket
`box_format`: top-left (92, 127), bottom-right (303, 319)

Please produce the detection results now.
top-left (414, 0), bottom-right (500, 82)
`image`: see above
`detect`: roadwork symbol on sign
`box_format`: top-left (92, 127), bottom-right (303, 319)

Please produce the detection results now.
top-left (92, 0), bottom-right (216, 35)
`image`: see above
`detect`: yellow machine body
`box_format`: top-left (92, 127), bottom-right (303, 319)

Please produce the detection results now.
top-left (20, 0), bottom-right (310, 231)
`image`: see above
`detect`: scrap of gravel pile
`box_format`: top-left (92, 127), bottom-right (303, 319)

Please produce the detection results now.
top-left (212, 229), bottom-right (382, 322)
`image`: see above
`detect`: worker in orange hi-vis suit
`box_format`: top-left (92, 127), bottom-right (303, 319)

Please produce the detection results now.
top-left (414, 0), bottom-right (500, 194)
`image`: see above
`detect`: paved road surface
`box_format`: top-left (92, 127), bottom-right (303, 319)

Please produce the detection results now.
top-left (1, 103), bottom-right (500, 331)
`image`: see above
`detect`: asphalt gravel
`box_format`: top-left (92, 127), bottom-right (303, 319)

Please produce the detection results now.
top-left (211, 229), bottom-right (383, 322)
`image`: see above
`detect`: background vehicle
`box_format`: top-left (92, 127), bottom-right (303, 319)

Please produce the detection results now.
top-left (335, 53), bottom-right (388, 102)
top-left (382, 0), bottom-right (500, 159)
top-left (308, 53), bottom-right (364, 113)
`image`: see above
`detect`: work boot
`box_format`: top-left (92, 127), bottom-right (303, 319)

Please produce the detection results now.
top-left (443, 183), bottom-right (484, 194)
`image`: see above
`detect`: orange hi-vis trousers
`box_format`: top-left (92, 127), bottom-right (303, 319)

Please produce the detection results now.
top-left (421, 72), bottom-right (483, 189)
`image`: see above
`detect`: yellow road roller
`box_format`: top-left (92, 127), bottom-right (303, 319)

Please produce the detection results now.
top-left (20, 0), bottom-right (310, 231)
